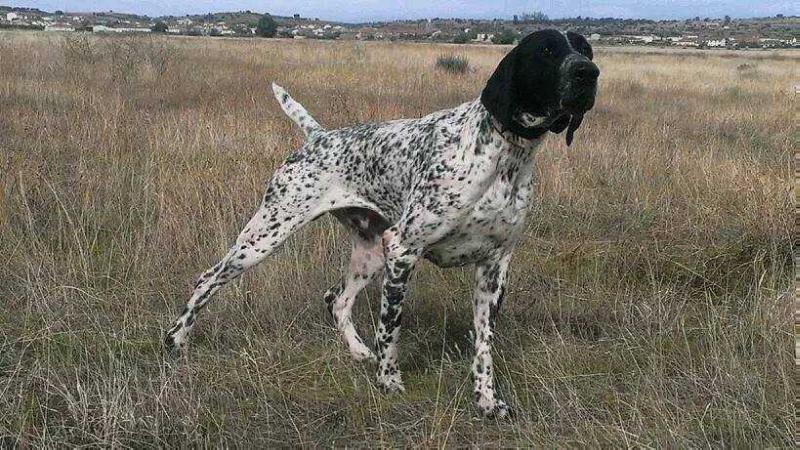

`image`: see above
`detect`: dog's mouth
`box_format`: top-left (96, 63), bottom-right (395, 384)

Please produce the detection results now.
top-left (509, 88), bottom-right (595, 145)
top-left (549, 111), bottom-right (586, 147)
top-left (553, 89), bottom-right (596, 146)
top-left (510, 108), bottom-right (580, 146)
top-left (561, 85), bottom-right (596, 113)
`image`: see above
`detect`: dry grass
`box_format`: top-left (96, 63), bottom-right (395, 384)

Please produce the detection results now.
top-left (0, 32), bottom-right (795, 447)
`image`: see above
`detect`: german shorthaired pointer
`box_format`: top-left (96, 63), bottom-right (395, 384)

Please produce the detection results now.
top-left (166, 29), bottom-right (599, 418)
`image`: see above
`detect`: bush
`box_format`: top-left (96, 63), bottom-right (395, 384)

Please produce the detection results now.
top-left (105, 37), bottom-right (141, 84)
top-left (141, 38), bottom-right (175, 76)
top-left (492, 29), bottom-right (519, 45)
top-left (151, 21), bottom-right (168, 33)
top-left (736, 63), bottom-right (760, 80)
top-left (452, 32), bottom-right (471, 44)
top-left (62, 34), bottom-right (96, 65)
top-left (435, 54), bottom-right (470, 74)
top-left (256, 14), bottom-right (277, 38)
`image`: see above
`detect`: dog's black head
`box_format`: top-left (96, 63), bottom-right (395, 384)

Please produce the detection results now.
top-left (481, 29), bottom-right (599, 146)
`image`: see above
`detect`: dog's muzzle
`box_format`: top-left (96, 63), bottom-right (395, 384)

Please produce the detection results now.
top-left (556, 55), bottom-right (599, 146)
top-left (561, 57), bottom-right (599, 114)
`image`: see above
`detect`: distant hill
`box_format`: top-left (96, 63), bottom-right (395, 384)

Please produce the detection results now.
top-left (0, 6), bottom-right (796, 48)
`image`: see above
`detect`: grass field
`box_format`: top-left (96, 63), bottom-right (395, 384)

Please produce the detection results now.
top-left (0, 32), bottom-right (795, 447)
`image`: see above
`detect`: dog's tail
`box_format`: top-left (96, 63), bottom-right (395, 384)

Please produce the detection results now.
top-left (272, 82), bottom-right (323, 137)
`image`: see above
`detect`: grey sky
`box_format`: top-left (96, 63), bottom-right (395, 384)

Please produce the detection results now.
top-left (5, 1), bottom-right (797, 23)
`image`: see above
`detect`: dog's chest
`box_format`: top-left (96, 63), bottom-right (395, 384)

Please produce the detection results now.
top-left (424, 148), bottom-right (537, 267)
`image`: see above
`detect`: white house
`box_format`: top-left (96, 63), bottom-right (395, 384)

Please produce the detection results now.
top-left (93, 25), bottom-right (151, 33)
top-left (625, 35), bottom-right (659, 43)
top-left (44, 25), bottom-right (75, 32)
top-left (706, 38), bottom-right (727, 48)
top-left (6, 12), bottom-right (18, 21)
top-left (473, 33), bottom-right (494, 42)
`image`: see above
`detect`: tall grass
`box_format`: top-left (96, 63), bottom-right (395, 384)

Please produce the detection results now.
top-left (0, 32), bottom-right (795, 447)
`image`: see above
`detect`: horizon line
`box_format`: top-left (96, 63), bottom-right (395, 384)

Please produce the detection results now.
top-left (2, 6), bottom-right (796, 24)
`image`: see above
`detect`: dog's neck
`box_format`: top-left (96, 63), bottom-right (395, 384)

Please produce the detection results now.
top-left (484, 108), bottom-right (546, 150)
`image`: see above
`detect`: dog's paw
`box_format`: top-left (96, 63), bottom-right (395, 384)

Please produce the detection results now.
top-left (376, 374), bottom-right (405, 394)
top-left (164, 334), bottom-right (186, 359)
top-left (476, 397), bottom-right (512, 419)
top-left (350, 345), bottom-right (377, 363)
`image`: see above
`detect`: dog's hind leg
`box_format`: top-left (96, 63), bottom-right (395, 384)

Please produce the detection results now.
top-left (322, 208), bottom-right (389, 361)
top-left (323, 233), bottom-right (384, 362)
top-left (165, 165), bottom-right (330, 355)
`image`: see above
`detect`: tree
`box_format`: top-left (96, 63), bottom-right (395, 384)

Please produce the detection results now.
top-left (151, 21), bottom-right (168, 33)
top-left (522, 11), bottom-right (549, 23)
top-left (256, 13), bottom-right (277, 37)
top-left (723, 15), bottom-right (731, 25)
top-left (532, 11), bottom-right (550, 22)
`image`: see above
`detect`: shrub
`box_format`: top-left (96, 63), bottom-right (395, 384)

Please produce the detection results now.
top-left (62, 34), bottom-right (96, 65)
top-left (435, 54), bottom-right (470, 74)
top-left (105, 37), bottom-right (141, 84)
top-left (256, 14), bottom-right (277, 38)
top-left (351, 43), bottom-right (367, 62)
top-left (492, 29), bottom-right (519, 45)
top-left (141, 38), bottom-right (175, 76)
top-left (735, 63), bottom-right (760, 80)
top-left (151, 21), bottom-right (168, 33)
top-left (452, 32), bottom-right (470, 44)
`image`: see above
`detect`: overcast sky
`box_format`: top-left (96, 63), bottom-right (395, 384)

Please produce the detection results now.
top-left (6, 1), bottom-right (797, 22)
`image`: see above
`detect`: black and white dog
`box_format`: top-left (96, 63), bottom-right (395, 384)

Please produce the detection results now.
top-left (166, 29), bottom-right (599, 417)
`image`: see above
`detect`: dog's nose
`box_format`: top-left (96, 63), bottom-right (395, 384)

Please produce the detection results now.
top-left (570, 60), bottom-right (600, 83)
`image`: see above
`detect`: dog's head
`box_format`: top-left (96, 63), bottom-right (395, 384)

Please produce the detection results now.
top-left (481, 29), bottom-right (599, 146)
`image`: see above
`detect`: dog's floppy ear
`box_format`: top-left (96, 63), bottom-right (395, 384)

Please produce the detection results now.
top-left (566, 31), bottom-right (593, 61)
top-left (480, 48), bottom-right (517, 131)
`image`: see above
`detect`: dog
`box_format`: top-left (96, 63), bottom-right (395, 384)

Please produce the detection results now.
top-left (165, 29), bottom-right (599, 418)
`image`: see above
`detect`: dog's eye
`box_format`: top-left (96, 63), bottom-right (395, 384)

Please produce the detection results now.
top-left (543, 47), bottom-right (553, 57)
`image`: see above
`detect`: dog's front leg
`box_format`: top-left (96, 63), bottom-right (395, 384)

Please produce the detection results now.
top-left (472, 252), bottom-right (512, 418)
top-left (374, 226), bottom-right (420, 393)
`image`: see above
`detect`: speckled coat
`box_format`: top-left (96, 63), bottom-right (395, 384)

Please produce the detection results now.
top-left (165, 29), bottom-right (599, 418)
